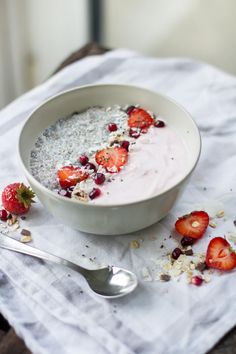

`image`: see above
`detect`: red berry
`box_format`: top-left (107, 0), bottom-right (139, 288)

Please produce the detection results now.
top-left (172, 248), bottom-right (183, 260)
top-left (2, 183), bottom-right (35, 215)
top-left (108, 123), bottom-right (118, 132)
top-left (129, 128), bottom-right (140, 139)
top-left (206, 237), bottom-right (236, 270)
top-left (85, 162), bottom-right (97, 172)
top-left (89, 188), bottom-right (101, 200)
top-left (95, 147), bottom-right (128, 173)
top-left (154, 120), bottom-right (165, 128)
top-left (126, 106), bottom-right (135, 115)
top-left (79, 155), bottom-right (89, 166)
top-left (0, 209), bottom-right (8, 221)
top-left (128, 108), bottom-right (154, 129)
top-left (191, 276), bottom-right (203, 286)
top-left (120, 140), bottom-right (130, 151)
top-left (175, 211), bottom-right (209, 239)
top-left (94, 173), bottom-right (105, 185)
top-left (57, 166), bottom-right (88, 189)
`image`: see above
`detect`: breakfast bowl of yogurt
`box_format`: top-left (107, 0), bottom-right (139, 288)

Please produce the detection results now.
top-left (18, 84), bottom-right (201, 235)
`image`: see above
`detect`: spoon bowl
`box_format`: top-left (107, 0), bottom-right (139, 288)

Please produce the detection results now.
top-left (85, 266), bottom-right (138, 298)
top-left (0, 233), bottom-right (138, 298)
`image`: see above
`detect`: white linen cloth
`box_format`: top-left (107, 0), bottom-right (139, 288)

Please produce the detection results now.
top-left (0, 49), bottom-right (236, 354)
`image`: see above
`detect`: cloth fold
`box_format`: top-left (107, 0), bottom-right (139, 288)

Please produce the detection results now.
top-left (0, 49), bottom-right (236, 354)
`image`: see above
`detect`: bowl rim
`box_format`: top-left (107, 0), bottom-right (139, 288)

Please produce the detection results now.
top-left (18, 83), bottom-right (201, 208)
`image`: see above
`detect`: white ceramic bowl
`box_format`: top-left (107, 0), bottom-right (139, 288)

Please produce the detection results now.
top-left (18, 84), bottom-right (201, 235)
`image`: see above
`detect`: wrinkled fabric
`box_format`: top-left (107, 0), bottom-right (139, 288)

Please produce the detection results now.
top-left (0, 49), bottom-right (236, 354)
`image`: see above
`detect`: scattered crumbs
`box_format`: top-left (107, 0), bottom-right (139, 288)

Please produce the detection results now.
top-left (79, 290), bottom-right (83, 294)
top-left (113, 310), bottom-right (117, 314)
top-left (7, 215), bottom-right (17, 226)
top-left (7, 214), bottom-right (12, 220)
top-left (203, 274), bottom-right (211, 283)
top-left (20, 235), bottom-right (32, 243)
top-left (171, 157), bottom-right (174, 160)
top-left (234, 220), bottom-right (236, 227)
top-left (120, 179), bottom-right (123, 182)
top-left (160, 274), bottom-right (171, 282)
top-left (82, 254), bottom-right (86, 257)
top-left (89, 257), bottom-right (94, 262)
top-left (149, 235), bottom-right (157, 241)
top-left (21, 229), bottom-right (31, 236)
top-left (107, 192), bottom-right (110, 195)
top-left (141, 267), bottom-right (152, 281)
top-left (20, 216), bottom-right (26, 220)
top-left (209, 221), bottom-right (217, 228)
top-left (184, 249), bottom-right (193, 256)
top-left (169, 235), bottom-right (172, 239)
top-left (130, 240), bottom-right (140, 249)
top-left (190, 262), bottom-right (195, 270)
top-left (230, 188), bottom-right (233, 192)
top-left (160, 245), bottom-right (164, 249)
top-left (8, 221), bottom-right (20, 231)
top-left (195, 262), bottom-right (208, 272)
top-left (85, 245), bottom-right (89, 248)
top-left (67, 274), bottom-right (71, 277)
top-left (216, 210), bottom-right (224, 218)
top-left (203, 187), bottom-right (207, 191)
top-left (164, 238), bottom-right (166, 241)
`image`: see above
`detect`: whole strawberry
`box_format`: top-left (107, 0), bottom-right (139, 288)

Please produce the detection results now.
top-left (2, 183), bottom-right (35, 215)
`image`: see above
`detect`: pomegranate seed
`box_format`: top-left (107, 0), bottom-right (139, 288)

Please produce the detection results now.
top-left (121, 140), bottom-right (130, 151)
top-left (181, 236), bottom-right (195, 247)
top-left (58, 189), bottom-right (71, 198)
top-left (108, 123), bottom-right (118, 132)
top-left (89, 188), bottom-right (101, 200)
top-left (126, 105), bottom-right (135, 115)
top-left (129, 128), bottom-right (140, 139)
top-left (172, 248), bottom-right (183, 260)
top-left (191, 276), bottom-right (203, 286)
top-left (154, 120), bottom-right (165, 128)
top-left (0, 209), bottom-right (8, 221)
top-left (94, 173), bottom-right (105, 185)
top-left (85, 162), bottom-right (97, 172)
top-left (79, 155), bottom-right (89, 166)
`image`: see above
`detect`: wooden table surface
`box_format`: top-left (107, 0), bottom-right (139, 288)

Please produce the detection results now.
top-left (0, 43), bottom-right (235, 354)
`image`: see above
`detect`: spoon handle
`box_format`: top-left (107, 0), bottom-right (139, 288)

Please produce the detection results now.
top-left (0, 233), bottom-right (89, 277)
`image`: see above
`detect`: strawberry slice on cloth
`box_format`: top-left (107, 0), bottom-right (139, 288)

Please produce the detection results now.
top-left (175, 211), bottom-right (209, 239)
top-left (206, 237), bottom-right (236, 270)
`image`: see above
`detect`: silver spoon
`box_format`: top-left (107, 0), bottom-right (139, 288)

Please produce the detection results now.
top-left (0, 233), bottom-right (137, 298)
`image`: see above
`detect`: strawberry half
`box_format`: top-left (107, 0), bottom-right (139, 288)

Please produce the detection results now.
top-left (127, 108), bottom-right (154, 129)
top-left (175, 211), bottom-right (209, 239)
top-left (2, 183), bottom-right (35, 215)
top-left (57, 166), bottom-right (88, 189)
top-left (95, 147), bottom-right (128, 173)
top-left (206, 237), bottom-right (236, 270)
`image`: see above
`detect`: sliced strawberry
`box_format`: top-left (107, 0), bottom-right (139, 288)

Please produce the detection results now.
top-left (206, 237), bottom-right (236, 270)
top-left (127, 108), bottom-right (154, 129)
top-left (95, 147), bottom-right (128, 173)
top-left (175, 211), bottom-right (209, 239)
top-left (57, 166), bottom-right (88, 189)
